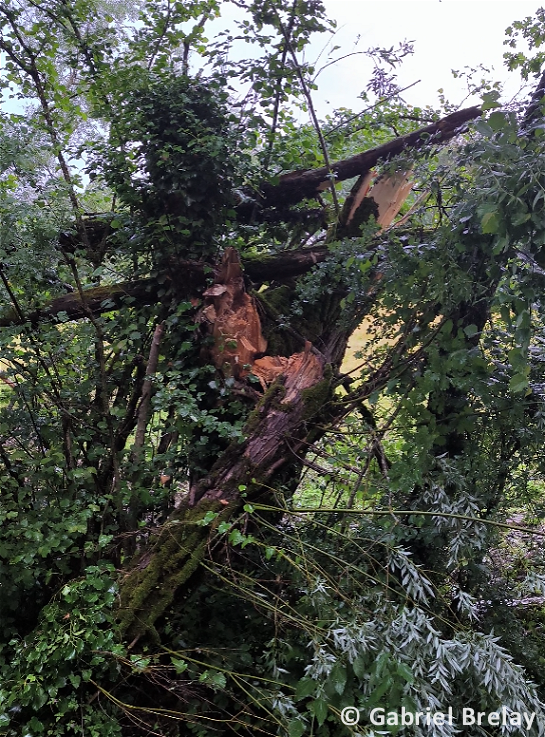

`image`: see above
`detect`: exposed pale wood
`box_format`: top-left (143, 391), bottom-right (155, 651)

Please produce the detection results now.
top-left (369, 171), bottom-right (414, 228)
top-left (200, 248), bottom-right (267, 376)
top-left (343, 170), bottom-right (374, 229)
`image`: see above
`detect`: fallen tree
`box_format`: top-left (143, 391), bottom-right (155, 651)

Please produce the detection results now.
top-left (2, 2), bottom-right (545, 736)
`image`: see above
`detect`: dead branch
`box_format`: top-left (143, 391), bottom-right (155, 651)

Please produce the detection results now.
top-left (0, 248), bottom-right (334, 327)
top-left (521, 68), bottom-right (545, 132)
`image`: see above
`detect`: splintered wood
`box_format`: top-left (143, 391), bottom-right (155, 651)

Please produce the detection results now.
top-left (201, 249), bottom-right (322, 393)
top-left (343, 170), bottom-right (374, 225)
top-left (344, 170), bottom-right (414, 232)
top-left (200, 247), bottom-right (267, 377)
top-left (369, 171), bottom-right (414, 229)
top-left (252, 341), bottom-right (322, 394)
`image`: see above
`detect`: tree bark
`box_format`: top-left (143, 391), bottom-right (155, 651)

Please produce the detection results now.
top-left (250, 106), bottom-right (482, 210)
top-left (0, 247), bottom-right (334, 326)
top-left (118, 345), bottom-right (331, 642)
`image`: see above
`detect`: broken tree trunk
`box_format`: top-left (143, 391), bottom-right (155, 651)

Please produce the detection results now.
top-left (118, 342), bottom-right (328, 642)
top-left (116, 160), bottom-right (419, 642)
top-left (8, 105), bottom-right (482, 648)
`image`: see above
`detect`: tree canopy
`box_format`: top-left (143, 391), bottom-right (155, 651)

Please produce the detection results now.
top-left (2, 2), bottom-right (545, 736)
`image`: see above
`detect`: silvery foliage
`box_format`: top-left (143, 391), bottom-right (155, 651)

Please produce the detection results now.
top-left (419, 480), bottom-right (489, 570)
top-left (297, 560), bottom-right (545, 736)
top-left (388, 547), bottom-right (435, 604)
top-left (515, 570), bottom-right (545, 598)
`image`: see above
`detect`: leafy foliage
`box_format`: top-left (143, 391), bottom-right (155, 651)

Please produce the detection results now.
top-left (2, 2), bottom-right (545, 737)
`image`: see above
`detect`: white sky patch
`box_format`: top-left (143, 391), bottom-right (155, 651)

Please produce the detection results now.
top-left (1, 2), bottom-right (543, 124)
top-left (314, 1), bottom-right (543, 112)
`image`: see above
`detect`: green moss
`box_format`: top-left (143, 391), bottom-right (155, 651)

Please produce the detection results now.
top-left (257, 286), bottom-right (302, 356)
top-left (245, 381), bottom-right (287, 434)
top-left (301, 365), bottom-right (333, 422)
top-left (118, 499), bottom-right (237, 642)
top-left (258, 284), bottom-right (293, 314)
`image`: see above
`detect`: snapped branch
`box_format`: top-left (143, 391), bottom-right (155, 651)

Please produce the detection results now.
top-left (251, 106), bottom-right (482, 210)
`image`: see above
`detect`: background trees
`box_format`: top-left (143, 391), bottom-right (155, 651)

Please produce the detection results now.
top-left (1, 1), bottom-right (545, 736)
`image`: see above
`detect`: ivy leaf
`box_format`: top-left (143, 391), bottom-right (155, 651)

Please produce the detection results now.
top-left (481, 90), bottom-right (501, 110)
top-left (228, 529), bottom-right (245, 545)
top-left (198, 511), bottom-right (219, 526)
top-left (171, 657), bottom-right (188, 674)
top-left (199, 670), bottom-right (226, 688)
top-left (68, 674), bottom-right (81, 689)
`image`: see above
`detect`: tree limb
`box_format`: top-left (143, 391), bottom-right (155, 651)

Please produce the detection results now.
top-left (521, 68), bottom-right (545, 132)
top-left (0, 248), bottom-right (334, 326)
top-left (132, 322), bottom-right (165, 454)
top-left (252, 106), bottom-right (482, 209)
top-left (3, 108), bottom-right (482, 330)
top-left (0, 277), bottom-right (162, 328)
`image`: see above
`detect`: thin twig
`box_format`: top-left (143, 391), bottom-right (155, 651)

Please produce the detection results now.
top-left (273, 10), bottom-right (341, 222)
top-left (132, 322), bottom-right (166, 457)
top-left (324, 80), bottom-right (422, 138)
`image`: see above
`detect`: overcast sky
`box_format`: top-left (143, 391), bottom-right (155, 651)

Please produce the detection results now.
top-left (1, 2), bottom-right (542, 119)
top-left (311, 1), bottom-right (543, 113)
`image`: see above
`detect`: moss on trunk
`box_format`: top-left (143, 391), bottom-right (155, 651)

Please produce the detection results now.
top-left (118, 498), bottom-right (237, 642)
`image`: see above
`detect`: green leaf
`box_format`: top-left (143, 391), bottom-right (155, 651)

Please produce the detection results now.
top-left (481, 210), bottom-right (500, 234)
top-left (199, 670), bottom-right (226, 688)
top-left (228, 529), bottom-right (245, 546)
top-left (481, 90), bottom-right (501, 110)
top-left (198, 511), bottom-right (219, 526)
top-left (396, 662), bottom-right (414, 684)
top-left (366, 676), bottom-right (393, 708)
top-left (352, 655), bottom-right (367, 680)
top-left (512, 211), bottom-right (531, 226)
top-left (310, 698), bottom-right (328, 726)
top-left (510, 372), bottom-right (530, 394)
top-left (295, 677), bottom-right (316, 700)
top-left (171, 657), bottom-right (188, 674)
top-left (329, 662), bottom-right (347, 695)
top-left (288, 719), bottom-right (306, 737)
top-left (488, 111), bottom-right (507, 131)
